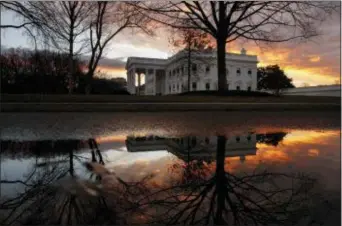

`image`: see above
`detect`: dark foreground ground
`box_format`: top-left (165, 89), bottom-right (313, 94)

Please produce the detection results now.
top-left (1, 94), bottom-right (340, 112)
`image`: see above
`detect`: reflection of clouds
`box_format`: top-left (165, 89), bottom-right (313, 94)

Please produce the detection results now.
top-left (308, 149), bottom-right (320, 157)
top-left (225, 129), bottom-right (340, 190)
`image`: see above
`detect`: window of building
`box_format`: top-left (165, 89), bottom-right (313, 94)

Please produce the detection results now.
top-left (248, 69), bottom-right (252, 75)
top-left (169, 71), bottom-right (171, 77)
top-left (247, 135), bottom-right (251, 141)
top-left (176, 68), bottom-right (179, 74)
top-left (177, 84), bottom-right (179, 91)
top-left (192, 82), bottom-right (197, 91)
top-left (191, 137), bottom-right (197, 147)
top-left (237, 68), bottom-right (241, 75)
top-left (205, 137), bottom-right (210, 144)
top-left (169, 85), bottom-right (171, 92)
top-left (236, 86), bottom-right (240, 91)
top-left (247, 86), bottom-right (251, 91)
top-left (205, 65), bottom-right (210, 73)
top-left (192, 64), bottom-right (197, 72)
top-left (205, 83), bottom-right (210, 90)
top-left (148, 69), bottom-right (154, 74)
top-left (227, 84), bottom-right (229, 90)
top-left (173, 84), bottom-right (175, 91)
top-left (236, 136), bottom-right (240, 142)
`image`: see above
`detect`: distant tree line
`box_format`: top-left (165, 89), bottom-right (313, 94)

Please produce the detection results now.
top-left (0, 48), bottom-right (128, 94)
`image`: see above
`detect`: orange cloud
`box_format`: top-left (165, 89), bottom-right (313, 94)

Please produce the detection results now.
top-left (95, 65), bottom-right (126, 78)
top-left (309, 55), bottom-right (321, 62)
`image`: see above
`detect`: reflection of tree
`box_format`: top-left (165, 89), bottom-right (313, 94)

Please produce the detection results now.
top-left (256, 132), bottom-right (287, 147)
top-left (128, 136), bottom-right (322, 225)
top-left (0, 138), bottom-right (116, 225)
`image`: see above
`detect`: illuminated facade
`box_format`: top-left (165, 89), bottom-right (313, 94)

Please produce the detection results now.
top-left (125, 49), bottom-right (258, 95)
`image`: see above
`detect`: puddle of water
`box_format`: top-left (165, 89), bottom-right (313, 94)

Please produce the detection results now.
top-left (0, 112), bottom-right (340, 225)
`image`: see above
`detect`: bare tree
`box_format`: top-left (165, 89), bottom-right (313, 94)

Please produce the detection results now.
top-left (131, 1), bottom-right (339, 93)
top-left (1, 1), bottom-right (92, 94)
top-left (85, 2), bottom-right (153, 94)
top-left (170, 28), bottom-right (214, 92)
top-left (122, 136), bottom-right (336, 225)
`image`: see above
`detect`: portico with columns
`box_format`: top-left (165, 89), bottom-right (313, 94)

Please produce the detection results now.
top-left (126, 57), bottom-right (166, 96)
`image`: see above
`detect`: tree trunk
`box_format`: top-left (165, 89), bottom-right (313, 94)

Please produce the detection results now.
top-left (214, 136), bottom-right (227, 224)
top-left (85, 72), bottom-right (94, 95)
top-left (69, 149), bottom-right (74, 177)
top-left (68, 8), bottom-right (75, 95)
top-left (216, 38), bottom-right (227, 93)
top-left (68, 41), bottom-right (74, 94)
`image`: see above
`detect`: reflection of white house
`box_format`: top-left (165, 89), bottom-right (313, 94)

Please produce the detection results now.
top-left (125, 134), bottom-right (257, 162)
top-left (125, 49), bottom-right (258, 95)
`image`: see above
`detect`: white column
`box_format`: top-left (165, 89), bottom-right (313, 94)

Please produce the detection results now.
top-left (152, 68), bottom-right (156, 95)
top-left (132, 68), bottom-right (136, 94)
top-left (138, 72), bottom-right (141, 96)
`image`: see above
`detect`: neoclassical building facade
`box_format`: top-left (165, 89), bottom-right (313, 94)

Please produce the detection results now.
top-left (126, 48), bottom-right (258, 95)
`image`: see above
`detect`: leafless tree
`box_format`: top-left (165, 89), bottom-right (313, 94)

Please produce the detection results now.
top-left (131, 1), bottom-right (339, 93)
top-left (0, 139), bottom-right (115, 225)
top-left (118, 135), bottom-right (339, 225)
top-left (1, 1), bottom-right (92, 94)
top-left (1, 1), bottom-right (154, 94)
top-left (170, 28), bottom-right (214, 92)
top-left (85, 2), bottom-right (153, 94)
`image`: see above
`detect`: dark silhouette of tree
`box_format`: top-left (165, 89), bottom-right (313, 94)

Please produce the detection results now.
top-left (0, 48), bottom-right (130, 94)
top-left (122, 136), bottom-right (332, 225)
top-left (85, 2), bottom-right (152, 94)
top-left (0, 138), bottom-right (115, 225)
top-left (1, 2), bottom-right (153, 94)
top-left (130, 1), bottom-right (338, 93)
top-left (0, 48), bottom-right (84, 94)
top-left (257, 65), bottom-right (295, 95)
top-left (2, 2), bottom-right (92, 94)
top-left (256, 132), bottom-right (288, 147)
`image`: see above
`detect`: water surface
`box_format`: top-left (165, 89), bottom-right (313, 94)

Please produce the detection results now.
top-left (0, 112), bottom-right (340, 225)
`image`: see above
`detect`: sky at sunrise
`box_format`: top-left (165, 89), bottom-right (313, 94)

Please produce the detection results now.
top-left (1, 8), bottom-right (341, 87)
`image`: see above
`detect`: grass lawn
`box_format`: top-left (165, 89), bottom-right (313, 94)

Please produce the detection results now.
top-left (1, 92), bottom-right (340, 104)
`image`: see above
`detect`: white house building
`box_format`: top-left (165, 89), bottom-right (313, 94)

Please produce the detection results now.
top-left (125, 48), bottom-right (258, 95)
top-left (125, 134), bottom-right (257, 163)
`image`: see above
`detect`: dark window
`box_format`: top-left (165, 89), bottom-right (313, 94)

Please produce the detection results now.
top-left (177, 84), bottom-right (179, 91)
top-left (247, 135), bottom-right (251, 141)
top-left (206, 83), bottom-right (210, 90)
top-left (237, 69), bottom-right (241, 74)
top-left (169, 85), bottom-right (171, 92)
top-left (205, 137), bottom-right (210, 144)
top-left (173, 84), bottom-right (175, 91)
top-left (192, 82), bottom-right (197, 91)
top-left (247, 86), bottom-right (251, 91)
top-left (169, 71), bottom-right (171, 77)
top-left (192, 64), bottom-right (197, 71)
top-left (176, 68), bottom-right (179, 74)
top-left (148, 69), bottom-right (154, 74)
top-left (236, 136), bottom-right (240, 142)
top-left (191, 137), bottom-right (197, 147)
top-left (227, 84), bottom-right (229, 90)
top-left (236, 86), bottom-right (240, 90)
top-left (248, 69), bottom-right (252, 75)
top-left (206, 65), bottom-right (210, 72)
